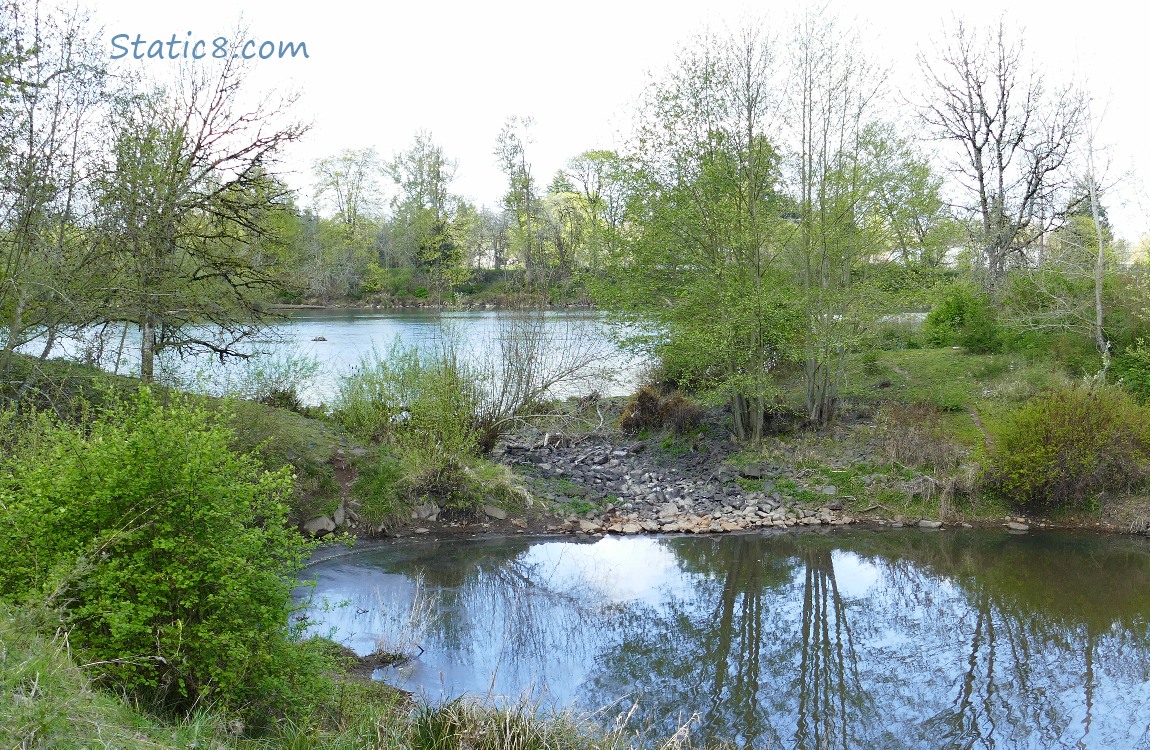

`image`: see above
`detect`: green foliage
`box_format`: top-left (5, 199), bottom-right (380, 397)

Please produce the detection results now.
top-left (985, 384), bottom-right (1150, 512)
top-left (335, 341), bottom-right (524, 523)
top-left (0, 390), bottom-right (324, 722)
top-left (1112, 338), bottom-right (1150, 402)
top-left (924, 284), bottom-right (1001, 351)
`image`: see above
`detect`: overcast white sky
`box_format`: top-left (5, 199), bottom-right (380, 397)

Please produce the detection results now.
top-left (92, 0), bottom-right (1150, 242)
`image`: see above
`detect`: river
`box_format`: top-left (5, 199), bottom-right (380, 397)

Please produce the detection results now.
top-left (295, 529), bottom-right (1150, 749)
top-left (47, 309), bottom-right (642, 405)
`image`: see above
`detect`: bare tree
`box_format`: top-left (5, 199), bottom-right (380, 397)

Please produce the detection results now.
top-left (918, 17), bottom-right (1084, 293)
top-left (94, 55), bottom-right (308, 382)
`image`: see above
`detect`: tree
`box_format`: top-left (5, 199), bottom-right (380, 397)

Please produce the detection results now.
top-left (778, 10), bottom-right (899, 425)
top-left (94, 59), bottom-right (307, 382)
top-left (604, 23), bottom-right (801, 441)
top-left (918, 17), bottom-right (1084, 293)
top-left (387, 132), bottom-right (470, 297)
top-left (0, 2), bottom-right (108, 394)
top-left (495, 116), bottom-right (546, 287)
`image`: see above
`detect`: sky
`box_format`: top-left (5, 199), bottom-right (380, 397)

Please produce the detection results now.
top-left (91, 0), bottom-right (1150, 242)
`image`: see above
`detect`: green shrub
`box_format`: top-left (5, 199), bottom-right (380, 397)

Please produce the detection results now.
top-left (985, 384), bottom-right (1150, 512)
top-left (924, 284), bottom-right (1001, 351)
top-left (1112, 338), bottom-right (1150, 401)
top-left (0, 389), bottom-right (326, 722)
top-left (335, 342), bottom-right (493, 522)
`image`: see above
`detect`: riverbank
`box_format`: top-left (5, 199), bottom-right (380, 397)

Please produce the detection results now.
top-left (335, 392), bottom-right (1150, 545)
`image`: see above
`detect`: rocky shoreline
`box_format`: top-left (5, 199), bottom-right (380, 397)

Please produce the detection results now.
top-left (488, 432), bottom-right (1027, 535)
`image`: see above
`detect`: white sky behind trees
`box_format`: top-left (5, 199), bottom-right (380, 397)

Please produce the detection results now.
top-left (92, 0), bottom-right (1150, 243)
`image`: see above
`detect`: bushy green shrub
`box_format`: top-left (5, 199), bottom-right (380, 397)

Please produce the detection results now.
top-left (923, 283), bottom-right (1003, 352)
top-left (985, 384), bottom-right (1150, 512)
top-left (0, 390), bottom-right (326, 722)
top-left (335, 342), bottom-right (494, 522)
top-left (1112, 338), bottom-right (1150, 401)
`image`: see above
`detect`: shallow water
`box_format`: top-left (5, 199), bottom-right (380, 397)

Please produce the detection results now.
top-left (296, 529), bottom-right (1150, 749)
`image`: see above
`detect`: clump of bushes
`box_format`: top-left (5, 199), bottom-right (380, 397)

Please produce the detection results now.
top-left (0, 389), bottom-right (330, 725)
top-left (984, 384), bottom-right (1150, 513)
top-left (1112, 338), bottom-right (1150, 402)
top-left (336, 342), bottom-right (526, 528)
top-left (923, 283), bottom-right (1003, 353)
top-left (618, 386), bottom-right (704, 435)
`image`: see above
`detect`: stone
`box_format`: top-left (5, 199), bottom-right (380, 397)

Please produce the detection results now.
top-left (511, 518), bottom-right (528, 529)
top-left (578, 520), bottom-right (601, 533)
top-left (413, 527), bottom-right (430, 534)
top-left (1006, 521), bottom-right (1030, 531)
top-left (413, 503), bottom-right (440, 521)
top-left (621, 522), bottom-right (642, 534)
top-left (740, 464), bottom-right (764, 479)
top-left (918, 520), bottom-right (943, 529)
top-left (821, 485), bottom-right (838, 495)
top-left (303, 515), bottom-right (336, 537)
top-left (483, 505), bottom-right (508, 520)
top-left (333, 504), bottom-right (347, 527)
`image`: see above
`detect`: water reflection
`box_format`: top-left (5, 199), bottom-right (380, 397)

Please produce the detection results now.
top-left (297, 530), bottom-right (1150, 749)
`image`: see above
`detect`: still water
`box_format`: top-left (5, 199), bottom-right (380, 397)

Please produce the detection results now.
top-left (296, 529), bottom-right (1150, 749)
top-left (53, 309), bottom-right (639, 404)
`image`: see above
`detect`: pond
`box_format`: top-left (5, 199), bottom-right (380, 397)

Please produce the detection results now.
top-left (45, 308), bottom-right (641, 404)
top-left (295, 529), bottom-right (1150, 749)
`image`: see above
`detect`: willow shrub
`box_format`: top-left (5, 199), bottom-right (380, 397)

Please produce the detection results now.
top-left (0, 389), bottom-right (326, 724)
top-left (985, 384), bottom-right (1150, 512)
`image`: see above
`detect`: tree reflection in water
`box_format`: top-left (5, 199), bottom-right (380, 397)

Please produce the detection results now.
top-left (300, 531), bottom-right (1150, 749)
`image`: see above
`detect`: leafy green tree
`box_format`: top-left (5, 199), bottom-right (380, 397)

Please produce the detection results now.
top-left (387, 132), bottom-right (472, 298)
top-left (602, 24), bottom-right (801, 441)
top-left (0, 3), bottom-right (108, 392)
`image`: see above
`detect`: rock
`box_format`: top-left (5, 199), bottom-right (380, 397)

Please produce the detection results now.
top-left (621, 522), bottom-right (642, 534)
top-left (483, 505), bottom-right (508, 520)
top-left (740, 464), bottom-right (764, 479)
top-left (1006, 521), bottom-right (1030, 531)
top-left (578, 520), bottom-right (601, 533)
top-left (918, 520), bottom-right (943, 529)
top-left (303, 515), bottom-right (336, 537)
top-left (825, 500), bottom-right (843, 511)
top-left (312, 336), bottom-right (327, 341)
top-left (511, 518), bottom-right (528, 529)
top-left (333, 504), bottom-right (346, 527)
top-left (413, 527), bottom-right (430, 534)
top-left (413, 502), bottom-right (440, 521)
top-left (821, 485), bottom-right (838, 495)
top-left (348, 447), bottom-right (370, 458)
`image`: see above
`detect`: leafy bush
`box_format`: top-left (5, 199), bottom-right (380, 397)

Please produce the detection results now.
top-left (0, 390), bottom-right (325, 722)
top-left (1112, 338), bottom-right (1150, 401)
top-left (335, 342), bottom-right (495, 522)
top-left (924, 283), bottom-right (1001, 351)
top-left (985, 384), bottom-right (1150, 512)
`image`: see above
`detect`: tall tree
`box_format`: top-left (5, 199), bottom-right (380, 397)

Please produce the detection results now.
top-left (605, 23), bottom-right (801, 441)
top-left (786, 10), bottom-right (891, 425)
top-left (918, 17), bottom-right (1084, 293)
top-left (94, 59), bottom-right (307, 382)
top-left (495, 116), bottom-right (545, 288)
top-left (0, 2), bottom-right (107, 390)
top-left (387, 131), bottom-right (469, 297)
